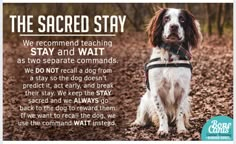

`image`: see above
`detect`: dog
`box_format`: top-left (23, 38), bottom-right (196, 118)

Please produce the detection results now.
top-left (131, 8), bottom-right (202, 135)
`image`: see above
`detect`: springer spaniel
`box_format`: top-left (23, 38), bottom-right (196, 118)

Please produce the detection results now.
top-left (132, 8), bottom-right (202, 135)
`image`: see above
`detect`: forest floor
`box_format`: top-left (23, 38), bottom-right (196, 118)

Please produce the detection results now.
top-left (3, 32), bottom-right (233, 140)
top-left (115, 33), bottom-right (233, 140)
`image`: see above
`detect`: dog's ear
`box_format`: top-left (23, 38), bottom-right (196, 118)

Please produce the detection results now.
top-left (146, 8), bottom-right (167, 47)
top-left (184, 10), bottom-right (203, 49)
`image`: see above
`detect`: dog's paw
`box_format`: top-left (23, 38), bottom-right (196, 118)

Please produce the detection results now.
top-left (157, 126), bottom-right (168, 136)
top-left (157, 129), bottom-right (168, 136)
top-left (131, 120), bottom-right (146, 127)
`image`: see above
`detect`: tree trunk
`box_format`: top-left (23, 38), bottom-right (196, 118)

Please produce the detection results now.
top-left (117, 4), bottom-right (141, 31)
top-left (148, 3), bottom-right (155, 16)
top-left (24, 4), bottom-right (28, 15)
top-left (206, 4), bottom-right (212, 36)
top-left (185, 3), bottom-right (190, 11)
top-left (162, 3), bottom-right (168, 8)
top-left (217, 3), bottom-right (226, 37)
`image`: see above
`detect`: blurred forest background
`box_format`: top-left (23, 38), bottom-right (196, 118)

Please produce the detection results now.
top-left (3, 3), bottom-right (233, 140)
top-left (3, 3), bottom-right (233, 41)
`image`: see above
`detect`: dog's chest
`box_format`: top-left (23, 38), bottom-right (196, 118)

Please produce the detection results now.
top-left (149, 67), bottom-right (191, 108)
top-left (149, 67), bottom-right (191, 87)
top-left (148, 48), bottom-right (192, 106)
top-left (148, 48), bottom-right (192, 86)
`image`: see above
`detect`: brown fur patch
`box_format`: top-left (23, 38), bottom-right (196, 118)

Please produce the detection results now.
top-left (174, 82), bottom-right (184, 106)
top-left (181, 10), bottom-right (201, 49)
top-left (146, 8), bottom-right (167, 47)
top-left (158, 78), bottom-right (171, 107)
top-left (151, 114), bottom-right (159, 127)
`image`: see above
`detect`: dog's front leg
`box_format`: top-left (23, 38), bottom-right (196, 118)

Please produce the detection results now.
top-left (176, 95), bottom-right (189, 134)
top-left (131, 92), bottom-right (149, 126)
top-left (152, 93), bottom-right (169, 135)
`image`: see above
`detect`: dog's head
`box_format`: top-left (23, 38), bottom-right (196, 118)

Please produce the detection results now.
top-left (147, 8), bottom-right (202, 49)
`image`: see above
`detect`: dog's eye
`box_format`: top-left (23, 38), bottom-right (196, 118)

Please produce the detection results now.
top-left (179, 16), bottom-right (185, 23)
top-left (163, 16), bottom-right (170, 23)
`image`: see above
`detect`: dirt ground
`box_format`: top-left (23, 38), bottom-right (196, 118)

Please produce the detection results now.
top-left (3, 32), bottom-right (233, 140)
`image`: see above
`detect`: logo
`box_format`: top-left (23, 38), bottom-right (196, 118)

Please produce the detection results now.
top-left (201, 116), bottom-right (233, 141)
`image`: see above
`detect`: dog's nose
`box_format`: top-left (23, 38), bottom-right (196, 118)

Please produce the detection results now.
top-left (170, 24), bottom-right (179, 32)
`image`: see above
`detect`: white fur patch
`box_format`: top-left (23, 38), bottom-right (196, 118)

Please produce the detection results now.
top-left (132, 8), bottom-right (202, 135)
top-left (162, 8), bottom-right (185, 43)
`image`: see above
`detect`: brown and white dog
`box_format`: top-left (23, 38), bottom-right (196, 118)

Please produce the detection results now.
top-left (132, 8), bottom-right (202, 135)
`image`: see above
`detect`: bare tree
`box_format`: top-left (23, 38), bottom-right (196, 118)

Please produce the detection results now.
top-left (185, 3), bottom-right (190, 11)
top-left (117, 4), bottom-right (139, 30)
top-left (162, 3), bottom-right (168, 8)
top-left (217, 3), bottom-right (226, 37)
top-left (23, 4), bottom-right (28, 15)
top-left (117, 4), bottom-right (149, 31)
top-left (206, 4), bottom-right (212, 36)
top-left (148, 3), bottom-right (156, 16)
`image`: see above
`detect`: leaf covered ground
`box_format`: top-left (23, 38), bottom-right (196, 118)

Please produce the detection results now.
top-left (3, 32), bottom-right (233, 140)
